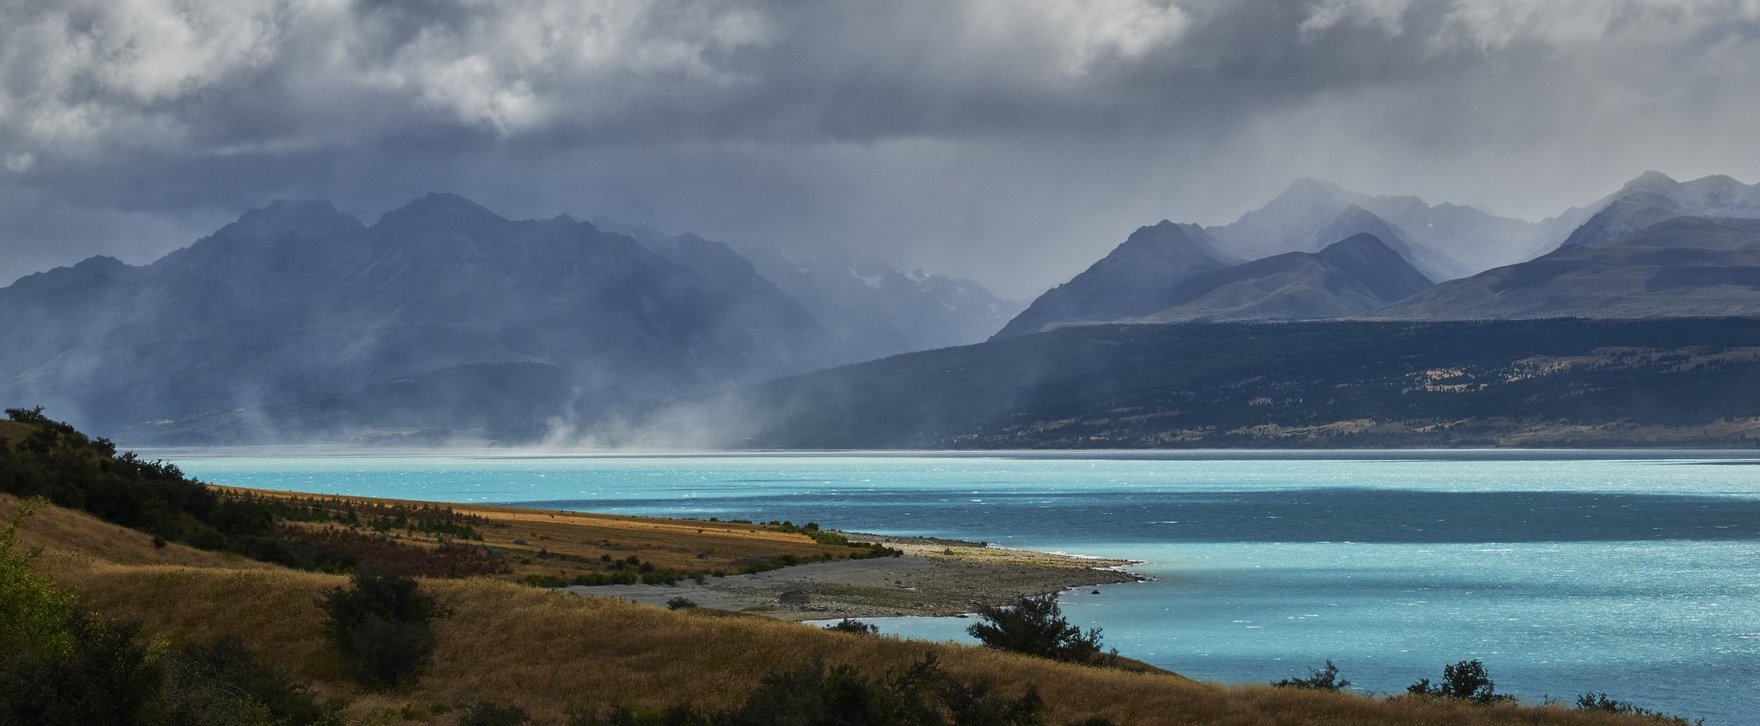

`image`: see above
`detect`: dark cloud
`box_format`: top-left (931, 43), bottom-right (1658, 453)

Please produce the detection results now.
top-left (3, 0), bottom-right (1759, 296)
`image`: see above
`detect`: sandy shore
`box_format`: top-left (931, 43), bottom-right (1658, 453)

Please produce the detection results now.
top-left (564, 533), bottom-right (1145, 621)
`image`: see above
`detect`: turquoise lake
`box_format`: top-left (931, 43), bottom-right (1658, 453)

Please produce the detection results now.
top-left (158, 450), bottom-right (1760, 724)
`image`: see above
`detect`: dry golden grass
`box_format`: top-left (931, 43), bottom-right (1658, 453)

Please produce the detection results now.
top-left (0, 419), bottom-right (31, 445)
top-left (223, 485), bottom-right (879, 581)
top-left (8, 493), bottom-right (1681, 726)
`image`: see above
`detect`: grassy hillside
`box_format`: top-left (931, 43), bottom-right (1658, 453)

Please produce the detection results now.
top-left (9, 492), bottom-right (1694, 725)
top-left (1, 410), bottom-right (1701, 723)
top-left (225, 487), bottom-right (897, 586)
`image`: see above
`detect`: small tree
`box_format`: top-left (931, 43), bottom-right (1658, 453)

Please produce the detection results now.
top-left (823, 618), bottom-right (879, 636)
top-left (967, 594), bottom-right (1103, 664)
top-left (1407, 659), bottom-right (1509, 704)
top-left (1273, 660), bottom-right (1350, 690)
top-left (319, 572), bottom-right (444, 689)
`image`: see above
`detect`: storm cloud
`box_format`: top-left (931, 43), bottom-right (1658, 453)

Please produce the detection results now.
top-left (3, 0), bottom-right (1759, 296)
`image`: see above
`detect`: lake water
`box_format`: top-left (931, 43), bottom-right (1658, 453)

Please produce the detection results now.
top-left (160, 450), bottom-right (1760, 724)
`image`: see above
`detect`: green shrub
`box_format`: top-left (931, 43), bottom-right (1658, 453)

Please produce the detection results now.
top-left (1273, 660), bottom-right (1350, 690)
top-left (0, 501), bottom-right (77, 654)
top-left (319, 572), bottom-right (445, 689)
top-left (0, 608), bottom-right (166, 725)
top-left (1406, 659), bottom-right (1511, 704)
top-left (968, 595), bottom-right (1103, 664)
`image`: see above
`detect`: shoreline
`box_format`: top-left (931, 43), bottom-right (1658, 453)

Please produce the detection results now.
top-left (564, 532), bottom-right (1146, 621)
top-left (202, 485), bottom-right (1146, 621)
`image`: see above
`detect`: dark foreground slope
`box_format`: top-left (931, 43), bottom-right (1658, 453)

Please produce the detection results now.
top-left (723, 318), bottom-right (1760, 448)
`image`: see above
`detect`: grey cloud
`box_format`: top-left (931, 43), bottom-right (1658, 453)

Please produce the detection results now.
top-left (2, 0), bottom-right (1759, 297)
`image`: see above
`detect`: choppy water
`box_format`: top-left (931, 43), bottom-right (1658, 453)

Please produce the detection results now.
top-left (161, 450), bottom-right (1760, 724)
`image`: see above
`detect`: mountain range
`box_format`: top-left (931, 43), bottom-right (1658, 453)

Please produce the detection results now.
top-left (708, 318), bottom-right (1760, 449)
top-left (996, 171), bottom-right (1760, 337)
top-left (0, 195), bottom-right (1015, 442)
top-left (595, 221), bottom-right (1021, 365)
top-left (5, 170), bottom-right (1759, 446)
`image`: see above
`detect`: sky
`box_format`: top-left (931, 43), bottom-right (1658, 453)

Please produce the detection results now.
top-left (2, 0), bottom-right (1758, 298)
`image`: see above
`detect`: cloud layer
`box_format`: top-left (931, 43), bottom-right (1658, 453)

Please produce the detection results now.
top-left (4, 0), bottom-right (1759, 296)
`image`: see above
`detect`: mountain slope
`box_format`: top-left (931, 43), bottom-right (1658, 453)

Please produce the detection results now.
top-left (1133, 234), bottom-right (1432, 322)
top-left (1378, 216), bottom-right (1760, 320)
top-left (695, 318), bottom-right (1760, 449)
top-left (594, 220), bottom-right (1023, 364)
top-left (1208, 179), bottom-right (1572, 280)
top-left (712, 245), bottom-right (1021, 364)
top-left (0, 195), bottom-right (834, 442)
top-left (992, 221), bottom-right (1236, 339)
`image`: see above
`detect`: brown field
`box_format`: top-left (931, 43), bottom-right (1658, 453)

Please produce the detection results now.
top-left (220, 485), bottom-right (881, 582)
top-left (6, 492), bottom-right (1682, 725)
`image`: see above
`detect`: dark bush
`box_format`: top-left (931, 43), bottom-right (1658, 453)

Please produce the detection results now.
top-left (720, 655), bottom-right (1041, 726)
top-left (1575, 693), bottom-right (1701, 724)
top-left (1273, 660), bottom-right (1350, 690)
top-left (824, 618), bottom-right (879, 636)
top-left (319, 572), bottom-right (445, 689)
top-left (0, 608), bottom-right (166, 725)
top-left (967, 595), bottom-right (1103, 664)
top-left (570, 703), bottom-right (706, 726)
top-left (570, 655), bottom-right (1043, 726)
top-left (1406, 659), bottom-right (1510, 704)
top-left (163, 639), bottom-right (332, 725)
top-left (666, 597), bottom-right (698, 610)
top-left (460, 700), bottom-right (534, 726)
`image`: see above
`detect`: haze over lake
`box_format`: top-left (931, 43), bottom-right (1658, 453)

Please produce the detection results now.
top-left (163, 450), bottom-right (1760, 725)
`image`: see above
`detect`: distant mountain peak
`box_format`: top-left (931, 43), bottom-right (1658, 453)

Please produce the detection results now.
top-left (213, 199), bottom-right (362, 242)
top-left (379, 192), bottom-right (499, 221)
top-left (1622, 170), bottom-right (1680, 192)
top-left (1319, 231), bottom-right (1394, 258)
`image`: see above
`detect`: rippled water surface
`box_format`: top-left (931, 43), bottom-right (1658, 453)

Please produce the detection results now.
top-left (162, 450), bottom-right (1760, 724)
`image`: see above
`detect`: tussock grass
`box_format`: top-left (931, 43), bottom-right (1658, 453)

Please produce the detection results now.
top-left (11, 493), bottom-right (1685, 725)
top-left (0, 419), bottom-right (29, 445)
top-left (222, 486), bottom-right (882, 582)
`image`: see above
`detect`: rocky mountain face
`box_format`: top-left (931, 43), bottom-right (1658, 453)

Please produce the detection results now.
top-left (1560, 173), bottom-right (1760, 249)
top-left (0, 195), bottom-right (836, 443)
top-left (1206, 178), bottom-right (1583, 281)
top-left (1132, 234), bottom-right (1432, 323)
top-left (1379, 215), bottom-right (1760, 319)
top-left (991, 221), bottom-right (1238, 339)
top-left (998, 171), bottom-right (1760, 338)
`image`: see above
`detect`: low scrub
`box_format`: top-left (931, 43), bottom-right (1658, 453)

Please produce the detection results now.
top-left (1272, 660), bottom-right (1350, 691)
top-left (319, 572), bottom-right (446, 689)
top-left (1576, 693), bottom-right (1703, 725)
top-left (573, 655), bottom-right (1043, 726)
